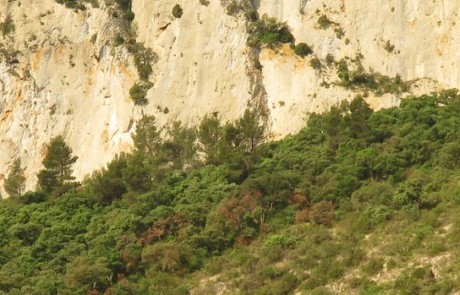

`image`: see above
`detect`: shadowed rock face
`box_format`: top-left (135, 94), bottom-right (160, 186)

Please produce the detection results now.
top-left (0, 0), bottom-right (458, 194)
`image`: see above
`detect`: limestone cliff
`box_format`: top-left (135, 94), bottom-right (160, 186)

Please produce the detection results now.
top-left (0, 0), bottom-right (458, 194)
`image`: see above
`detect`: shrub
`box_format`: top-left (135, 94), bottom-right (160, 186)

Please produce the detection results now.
top-left (124, 10), bottom-right (135, 22)
top-left (295, 208), bottom-right (309, 223)
top-left (226, 1), bottom-right (244, 15)
top-left (362, 258), bottom-right (384, 275)
top-left (248, 16), bottom-right (294, 48)
top-left (309, 201), bottom-right (335, 226)
top-left (360, 205), bottom-right (392, 230)
top-left (129, 82), bottom-right (152, 105)
top-left (294, 43), bottom-right (313, 57)
top-left (21, 191), bottom-right (48, 204)
top-left (131, 45), bottom-right (157, 80)
top-left (263, 234), bottom-right (292, 249)
top-left (0, 16), bottom-right (15, 36)
top-left (114, 0), bottom-right (131, 10)
top-left (310, 57), bottom-right (322, 70)
top-left (244, 8), bottom-right (258, 22)
top-left (290, 191), bottom-right (310, 207)
top-left (4, 159), bottom-right (26, 198)
top-left (336, 58), bottom-right (409, 95)
top-left (384, 40), bottom-right (395, 53)
top-left (317, 15), bottom-right (332, 29)
top-left (437, 141), bottom-right (460, 169)
top-left (325, 53), bottom-right (334, 66)
top-left (334, 27), bottom-right (345, 39)
top-left (172, 4), bottom-right (183, 18)
top-left (107, 0), bottom-right (136, 21)
top-left (55, 0), bottom-right (87, 10)
top-left (114, 33), bottom-right (124, 46)
top-left (272, 273), bottom-right (299, 294)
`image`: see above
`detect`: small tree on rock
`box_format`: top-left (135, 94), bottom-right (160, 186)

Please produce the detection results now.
top-left (4, 158), bottom-right (26, 198)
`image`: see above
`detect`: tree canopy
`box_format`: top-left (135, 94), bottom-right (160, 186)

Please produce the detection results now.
top-left (4, 158), bottom-right (26, 198)
top-left (37, 135), bottom-right (78, 192)
top-left (2, 95), bottom-right (460, 293)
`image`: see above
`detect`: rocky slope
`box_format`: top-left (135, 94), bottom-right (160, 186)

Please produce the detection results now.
top-left (0, 0), bottom-right (459, 193)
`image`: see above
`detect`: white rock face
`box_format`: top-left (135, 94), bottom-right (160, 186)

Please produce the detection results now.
top-left (0, 0), bottom-right (137, 191)
top-left (257, 0), bottom-right (460, 86)
top-left (0, 0), bottom-right (459, 194)
top-left (256, 0), bottom-right (460, 137)
top-left (131, 0), bottom-right (257, 127)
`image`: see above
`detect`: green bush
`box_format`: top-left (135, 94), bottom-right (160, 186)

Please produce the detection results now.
top-left (310, 57), bottom-right (322, 70)
top-left (3, 92), bottom-right (460, 294)
top-left (383, 40), bottom-right (395, 53)
top-left (129, 82), bottom-right (152, 104)
top-left (114, 33), bottom-right (124, 46)
top-left (325, 53), bottom-right (335, 66)
top-left (336, 58), bottom-right (409, 95)
top-left (294, 43), bottom-right (313, 57)
top-left (124, 10), bottom-right (135, 22)
top-left (114, 0), bottom-right (131, 10)
top-left (108, 0), bottom-right (135, 22)
top-left (248, 16), bottom-right (294, 48)
top-left (0, 16), bottom-right (15, 36)
top-left (437, 141), bottom-right (460, 169)
top-left (226, 1), bottom-right (244, 16)
top-left (360, 205), bottom-right (392, 230)
top-left (263, 234), bottom-right (292, 249)
top-left (318, 15), bottom-right (332, 29)
top-left (21, 191), bottom-right (48, 204)
top-left (362, 258), bottom-right (384, 275)
top-left (172, 4), bottom-right (183, 18)
top-left (55, 0), bottom-right (88, 10)
top-left (130, 44), bottom-right (157, 80)
top-left (272, 273), bottom-right (299, 294)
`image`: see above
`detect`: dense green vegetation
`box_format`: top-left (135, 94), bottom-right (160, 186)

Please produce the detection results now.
top-left (3, 91), bottom-right (460, 294)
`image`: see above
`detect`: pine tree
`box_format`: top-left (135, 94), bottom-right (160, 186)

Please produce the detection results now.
top-left (37, 136), bottom-right (78, 192)
top-left (4, 158), bottom-right (26, 198)
top-left (162, 121), bottom-right (197, 170)
top-left (198, 115), bottom-right (222, 165)
top-left (236, 109), bottom-right (265, 153)
top-left (132, 115), bottom-right (160, 155)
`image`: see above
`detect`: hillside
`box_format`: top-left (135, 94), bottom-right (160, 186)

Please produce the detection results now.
top-left (1, 92), bottom-right (460, 294)
top-left (2, 1), bottom-right (460, 293)
top-left (1, 0), bottom-right (460, 190)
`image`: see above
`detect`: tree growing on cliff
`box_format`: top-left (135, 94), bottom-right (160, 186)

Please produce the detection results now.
top-left (4, 158), bottom-right (26, 198)
top-left (237, 109), bottom-right (265, 153)
top-left (37, 136), bottom-right (78, 192)
top-left (132, 115), bottom-right (161, 155)
top-left (198, 114), bottom-right (223, 165)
